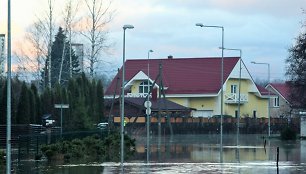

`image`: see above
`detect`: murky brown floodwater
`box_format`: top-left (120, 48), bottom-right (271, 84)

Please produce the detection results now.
top-left (15, 134), bottom-right (306, 173)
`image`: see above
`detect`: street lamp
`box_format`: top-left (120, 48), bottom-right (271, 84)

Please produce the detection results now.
top-left (146, 49), bottom-right (153, 163)
top-left (221, 48), bottom-right (242, 143)
top-left (121, 24), bottom-right (134, 166)
top-left (251, 61), bottom-right (271, 137)
top-left (6, 0), bottom-right (12, 173)
top-left (196, 23), bottom-right (224, 161)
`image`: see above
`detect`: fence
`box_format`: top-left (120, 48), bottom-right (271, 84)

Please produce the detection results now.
top-left (16, 130), bottom-right (109, 161)
top-left (120, 117), bottom-right (300, 135)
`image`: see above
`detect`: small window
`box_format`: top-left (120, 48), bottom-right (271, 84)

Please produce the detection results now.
top-left (253, 110), bottom-right (257, 118)
top-left (231, 85), bottom-right (237, 94)
top-left (139, 81), bottom-right (152, 94)
top-left (273, 97), bottom-right (280, 107)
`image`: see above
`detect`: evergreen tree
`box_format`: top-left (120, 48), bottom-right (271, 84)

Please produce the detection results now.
top-left (50, 27), bottom-right (80, 87)
top-left (16, 82), bottom-right (31, 124)
top-left (41, 88), bottom-right (53, 116)
top-left (96, 80), bottom-right (104, 122)
top-left (0, 80), bottom-right (6, 124)
top-left (286, 23), bottom-right (306, 108)
top-left (30, 84), bottom-right (41, 124)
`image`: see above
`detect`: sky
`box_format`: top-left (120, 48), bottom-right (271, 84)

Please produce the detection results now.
top-left (0, 0), bottom-right (306, 81)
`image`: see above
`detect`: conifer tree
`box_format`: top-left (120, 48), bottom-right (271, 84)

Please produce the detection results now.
top-left (49, 27), bottom-right (80, 87)
top-left (96, 80), bottom-right (104, 122)
top-left (16, 82), bottom-right (31, 124)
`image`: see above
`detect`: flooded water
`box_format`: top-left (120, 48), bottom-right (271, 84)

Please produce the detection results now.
top-left (15, 134), bottom-right (306, 173)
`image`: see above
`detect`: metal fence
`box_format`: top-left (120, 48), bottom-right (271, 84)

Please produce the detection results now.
top-left (16, 130), bottom-right (109, 161)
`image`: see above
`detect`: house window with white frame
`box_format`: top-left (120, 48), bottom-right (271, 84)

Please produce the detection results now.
top-left (139, 81), bottom-right (152, 94)
top-left (273, 96), bottom-right (280, 107)
top-left (231, 84), bottom-right (237, 94)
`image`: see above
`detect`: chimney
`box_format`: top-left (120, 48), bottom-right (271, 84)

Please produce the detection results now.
top-left (168, 55), bottom-right (173, 59)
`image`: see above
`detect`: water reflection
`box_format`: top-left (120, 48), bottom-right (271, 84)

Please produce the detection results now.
top-left (133, 134), bottom-right (271, 163)
top-left (14, 134), bottom-right (306, 174)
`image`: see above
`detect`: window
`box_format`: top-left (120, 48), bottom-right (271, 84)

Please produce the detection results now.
top-left (231, 85), bottom-right (237, 94)
top-left (273, 97), bottom-right (280, 107)
top-left (253, 110), bottom-right (257, 118)
top-left (139, 81), bottom-right (152, 94)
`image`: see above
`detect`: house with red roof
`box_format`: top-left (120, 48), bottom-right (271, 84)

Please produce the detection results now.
top-left (266, 82), bottom-right (293, 118)
top-left (105, 56), bottom-right (270, 118)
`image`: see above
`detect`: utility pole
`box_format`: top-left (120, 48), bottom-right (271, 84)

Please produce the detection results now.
top-left (6, 0), bottom-right (12, 173)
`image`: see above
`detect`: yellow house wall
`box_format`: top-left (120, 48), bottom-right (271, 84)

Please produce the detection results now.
top-left (168, 98), bottom-right (190, 107)
top-left (168, 97), bottom-right (217, 111)
top-left (129, 78), bottom-right (268, 118)
top-left (223, 79), bottom-right (268, 118)
top-left (131, 81), bottom-right (142, 93)
top-left (189, 98), bottom-right (216, 110)
top-left (130, 80), bottom-right (159, 95)
top-left (225, 79), bottom-right (252, 94)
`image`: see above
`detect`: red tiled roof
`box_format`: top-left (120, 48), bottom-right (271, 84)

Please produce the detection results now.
top-left (269, 83), bottom-right (290, 102)
top-left (105, 57), bottom-right (240, 95)
top-left (105, 98), bottom-right (192, 111)
top-left (256, 84), bottom-right (270, 96)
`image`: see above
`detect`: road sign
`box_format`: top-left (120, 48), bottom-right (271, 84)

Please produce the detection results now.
top-left (144, 101), bottom-right (152, 108)
top-left (54, 104), bottom-right (69, 108)
top-left (146, 108), bottom-right (151, 115)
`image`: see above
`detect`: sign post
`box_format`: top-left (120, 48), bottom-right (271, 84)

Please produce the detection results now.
top-left (144, 100), bottom-right (152, 163)
top-left (54, 104), bottom-right (69, 137)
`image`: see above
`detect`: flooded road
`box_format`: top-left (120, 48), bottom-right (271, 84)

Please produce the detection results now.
top-left (16, 134), bottom-right (306, 173)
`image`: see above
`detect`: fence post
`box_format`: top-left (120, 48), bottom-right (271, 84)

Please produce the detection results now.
top-left (36, 136), bottom-right (39, 156)
top-left (276, 147), bottom-right (279, 167)
top-left (18, 136), bottom-right (20, 163)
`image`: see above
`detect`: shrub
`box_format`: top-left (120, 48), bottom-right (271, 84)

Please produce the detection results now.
top-left (40, 132), bottom-right (135, 163)
top-left (281, 126), bottom-right (297, 140)
top-left (0, 150), bottom-right (5, 166)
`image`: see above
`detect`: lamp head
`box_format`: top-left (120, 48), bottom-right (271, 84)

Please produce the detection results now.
top-left (195, 23), bottom-right (204, 27)
top-left (251, 61), bottom-right (256, 64)
top-left (123, 24), bottom-right (134, 30)
top-left (149, 50), bottom-right (153, 53)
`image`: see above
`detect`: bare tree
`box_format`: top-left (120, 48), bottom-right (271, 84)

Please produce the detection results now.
top-left (25, 21), bottom-right (48, 81)
top-left (47, 0), bottom-right (54, 88)
top-left (12, 20), bottom-right (48, 85)
top-left (58, 0), bottom-right (80, 83)
top-left (80, 0), bottom-right (114, 78)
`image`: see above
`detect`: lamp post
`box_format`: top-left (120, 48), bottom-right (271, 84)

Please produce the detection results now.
top-left (6, 0), bottom-right (12, 173)
top-left (222, 48), bottom-right (242, 145)
top-left (251, 61), bottom-right (270, 137)
top-left (146, 49), bottom-right (153, 163)
top-left (196, 23), bottom-right (224, 162)
top-left (121, 24), bottom-right (134, 166)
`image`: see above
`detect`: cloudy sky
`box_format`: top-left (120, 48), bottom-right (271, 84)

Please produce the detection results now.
top-left (0, 0), bottom-right (306, 81)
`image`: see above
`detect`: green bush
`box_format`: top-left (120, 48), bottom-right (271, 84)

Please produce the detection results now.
top-left (40, 132), bottom-right (135, 163)
top-left (281, 126), bottom-right (297, 140)
top-left (0, 150), bottom-right (5, 166)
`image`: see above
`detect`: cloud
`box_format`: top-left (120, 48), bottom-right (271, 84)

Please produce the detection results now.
top-left (152, 0), bottom-right (306, 18)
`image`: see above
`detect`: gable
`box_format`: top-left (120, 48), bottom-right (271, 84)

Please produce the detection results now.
top-left (224, 59), bottom-right (268, 98)
top-left (266, 83), bottom-right (290, 103)
top-left (124, 71), bottom-right (159, 89)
